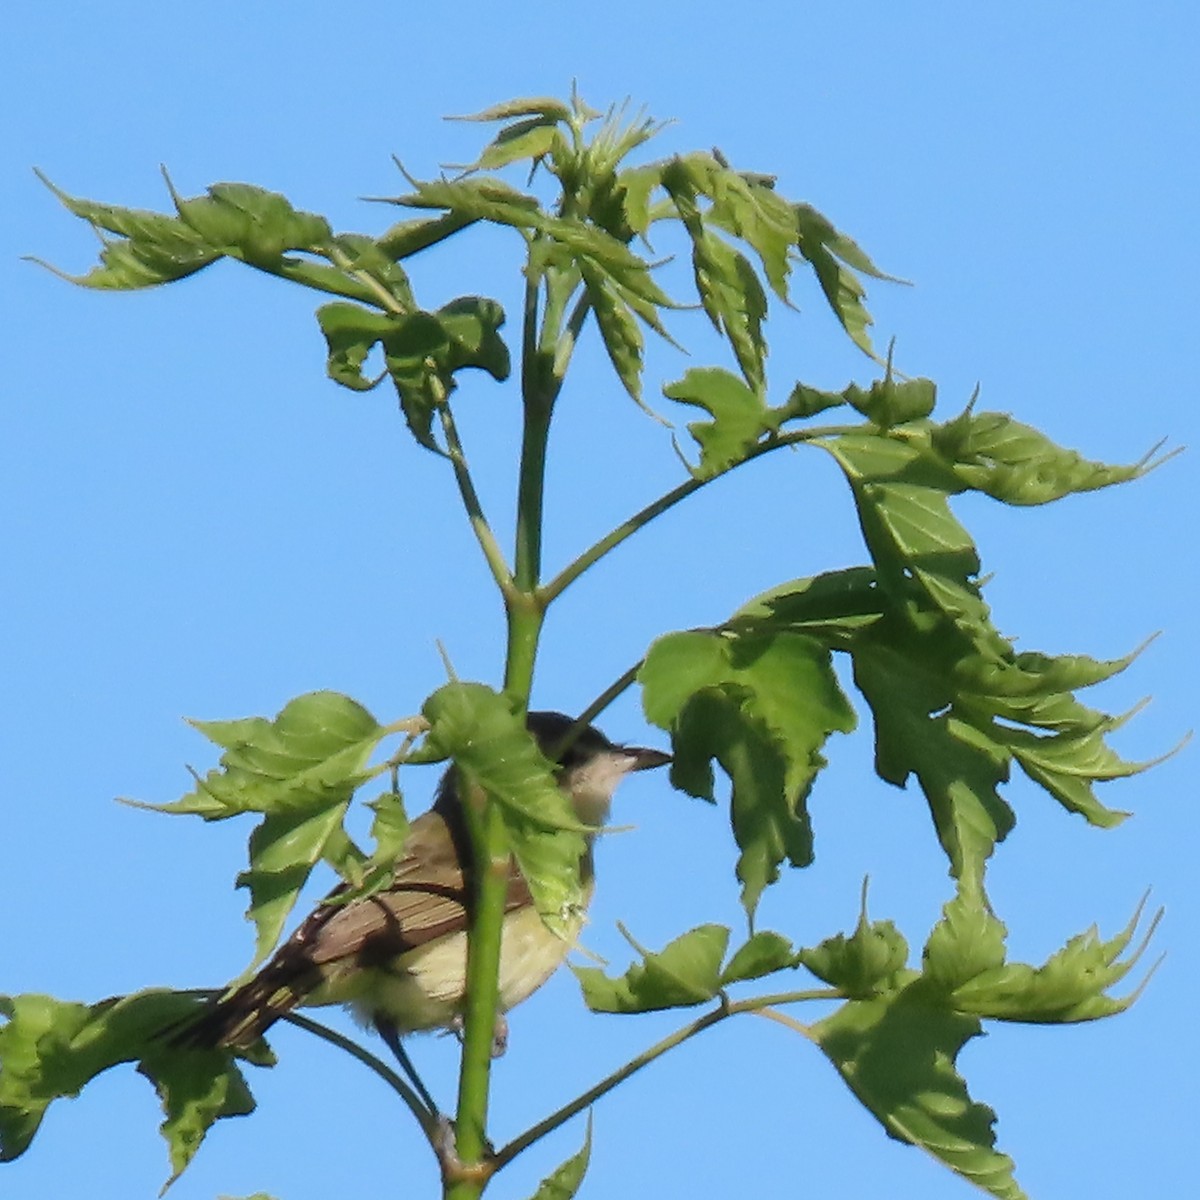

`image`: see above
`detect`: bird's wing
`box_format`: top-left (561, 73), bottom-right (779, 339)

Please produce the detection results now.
top-left (295, 809), bottom-right (534, 969)
top-left (169, 809), bottom-right (535, 1048)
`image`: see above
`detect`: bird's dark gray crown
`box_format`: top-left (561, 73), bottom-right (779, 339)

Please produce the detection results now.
top-left (525, 710), bottom-right (615, 769)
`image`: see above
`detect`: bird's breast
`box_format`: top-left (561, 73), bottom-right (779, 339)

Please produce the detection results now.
top-left (322, 902), bottom-right (589, 1033)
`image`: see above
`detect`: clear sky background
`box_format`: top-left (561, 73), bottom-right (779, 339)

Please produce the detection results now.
top-left (3, 3), bottom-right (1197, 1198)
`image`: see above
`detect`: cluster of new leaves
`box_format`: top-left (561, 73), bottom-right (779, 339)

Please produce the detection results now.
top-left (625, 362), bottom-right (1166, 1196)
top-left (573, 888), bottom-right (1159, 1200)
top-left (34, 94), bottom-right (891, 450)
top-left (642, 369), bottom-right (1165, 913)
top-left (384, 98), bottom-right (894, 407)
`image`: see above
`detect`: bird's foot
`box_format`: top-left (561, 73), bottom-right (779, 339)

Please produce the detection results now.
top-left (490, 1013), bottom-right (508, 1058)
top-left (447, 1012), bottom-right (509, 1058)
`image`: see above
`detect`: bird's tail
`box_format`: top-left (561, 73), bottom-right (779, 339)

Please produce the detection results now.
top-left (166, 963), bottom-right (315, 1050)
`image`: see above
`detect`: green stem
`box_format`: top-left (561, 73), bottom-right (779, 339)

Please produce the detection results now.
top-left (572, 660), bottom-right (643, 732)
top-left (492, 987), bottom-right (841, 1171)
top-left (439, 402), bottom-right (516, 598)
top-left (542, 473), bottom-right (705, 605)
top-left (511, 395), bottom-right (552, 598)
top-left (540, 425), bottom-right (858, 605)
top-left (447, 795), bottom-right (511, 1198)
top-left (551, 291), bottom-right (593, 381)
top-left (325, 242), bottom-right (409, 315)
top-left (447, 248), bottom-right (577, 1200)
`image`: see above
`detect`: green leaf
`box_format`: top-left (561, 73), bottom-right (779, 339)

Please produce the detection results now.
top-left (373, 297), bottom-right (510, 452)
top-left (392, 170), bottom-right (677, 398)
top-left (474, 119), bottom-right (560, 171)
top-left (920, 888), bottom-right (1007, 994)
top-left (658, 157), bottom-right (768, 388)
top-left (817, 431), bottom-right (978, 607)
top-left (580, 108), bottom-right (666, 236)
top-left (1, 993), bottom-right (92, 1162)
top-left (422, 683), bottom-right (591, 935)
top-left (793, 201), bottom-right (895, 357)
top-left (798, 886), bottom-right (910, 996)
top-left (692, 235), bottom-right (768, 391)
top-left (743, 626), bottom-right (1015, 889)
top-left (931, 407), bottom-right (1150, 504)
top-left (394, 170), bottom-right (675, 293)
top-left (0, 990), bottom-right (268, 1186)
top-left (711, 181), bottom-right (795, 302)
top-left (321, 786), bottom-right (412, 907)
top-left (640, 627), bottom-right (856, 917)
top-left (811, 985), bottom-right (1027, 1200)
top-left (585, 101), bottom-right (662, 174)
top-left (945, 895), bottom-right (1162, 1022)
top-left (391, 174), bottom-right (545, 229)
top-left (664, 367), bottom-right (768, 479)
top-left (573, 925), bottom-right (730, 1014)
top-left (376, 211), bottom-right (476, 260)
top-left (669, 148), bottom-right (897, 363)
top-left (1002, 723), bottom-right (1139, 827)
top-left (140, 1037), bottom-right (259, 1191)
top-left (781, 379), bottom-right (855, 419)
top-left (435, 295), bottom-right (511, 380)
top-left (150, 692), bottom-right (384, 820)
top-left (381, 312), bottom-right (456, 451)
top-left (846, 374), bottom-right (937, 428)
top-left (236, 803), bottom-right (353, 969)
top-left (852, 627), bottom-right (1015, 892)
top-left (793, 201), bottom-right (896, 282)
top-left (365, 788), bottom-right (412, 869)
top-left (526, 1115), bottom-right (593, 1200)
top-left (655, 151), bottom-right (894, 359)
top-left (676, 689), bottom-right (805, 917)
top-left (811, 425), bottom-right (1155, 881)
top-left (34, 172), bottom-right (220, 288)
top-left (732, 567), bottom-right (885, 642)
top-left (723, 523), bottom-right (1151, 890)
top-left (316, 302), bottom-right (396, 391)
top-left (134, 692), bottom-right (384, 968)
top-left (664, 153), bottom-right (794, 301)
top-left (36, 172), bottom-right (421, 309)
top-left (720, 931), bottom-right (797, 985)
top-left (579, 257), bottom-right (645, 404)
top-left (453, 96), bottom-right (574, 124)
top-left (821, 434), bottom-right (994, 648)
top-left (614, 163), bottom-right (664, 236)
top-left (169, 182), bottom-right (330, 259)
top-left (847, 613), bottom-right (1151, 886)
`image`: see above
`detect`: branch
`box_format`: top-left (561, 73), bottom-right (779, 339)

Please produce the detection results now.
top-left (551, 290), bottom-right (593, 382)
top-left (438, 402), bottom-right (516, 599)
top-left (540, 424), bottom-right (857, 605)
top-left (573, 661), bottom-right (643, 732)
top-left (325, 242), bottom-right (409, 316)
top-left (280, 1011), bottom-right (443, 1145)
top-left (447, 795), bottom-right (511, 1190)
top-left (492, 986), bottom-right (841, 1170)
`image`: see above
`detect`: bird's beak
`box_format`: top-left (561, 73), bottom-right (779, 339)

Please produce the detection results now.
top-left (620, 745), bottom-right (672, 772)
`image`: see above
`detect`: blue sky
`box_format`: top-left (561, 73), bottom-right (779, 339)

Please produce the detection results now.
top-left (3, 3), bottom-right (1197, 1198)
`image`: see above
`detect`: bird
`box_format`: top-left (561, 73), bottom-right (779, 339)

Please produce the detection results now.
top-left (173, 711), bottom-right (670, 1087)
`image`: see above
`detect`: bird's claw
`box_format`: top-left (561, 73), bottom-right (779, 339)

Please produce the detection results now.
top-left (447, 1011), bottom-right (509, 1058)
